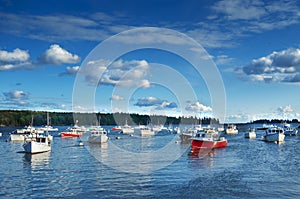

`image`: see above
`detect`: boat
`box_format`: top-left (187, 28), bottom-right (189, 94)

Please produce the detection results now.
top-left (10, 126), bottom-right (43, 141)
top-left (134, 125), bottom-right (155, 136)
top-left (226, 124), bottom-right (238, 134)
top-left (23, 133), bottom-right (51, 154)
top-left (121, 121), bottom-right (134, 134)
top-left (180, 128), bottom-right (197, 143)
top-left (60, 127), bottom-right (83, 137)
top-left (283, 127), bottom-right (298, 136)
top-left (151, 124), bottom-right (164, 133)
top-left (112, 126), bottom-right (122, 131)
top-left (257, 124), bottom-right (275, 130)
top-left (263, 127), bottom-right (285, 142)
top-left (190, 128), bottom-right (227, 152)
top-left (88, 126), bottom-right (108, 143)
top-left (245, 128), bottom-right (256, 138)
top-left (38, 113), bottom-right (58, 132)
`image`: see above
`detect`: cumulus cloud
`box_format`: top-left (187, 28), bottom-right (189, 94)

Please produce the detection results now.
top-left (79, 59), bottom-right (151, 88)
top-left (60, 66), bottom-right (80, 76)
top-left (212, 0), bottom-right (266, 20)
top-left (110, 95), bottom-right (124, 101)
top-left (277, 105), bottom-right (293, 116)
top-left (0, 48), bottom-right (34, 71)
top-left (3, 90), bottom-right (30, 106)
top-left (237, 48), bottom-right (300, 83)
top-left (134, 97), bottom-right (178, 110)
top-left (185, 102), bottom-right (212, 113)
top-left (39, 44), bottom-right (80, 65)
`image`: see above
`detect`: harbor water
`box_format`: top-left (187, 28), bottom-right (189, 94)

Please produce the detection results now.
top-left (0, 125), bottom-right (300, 198)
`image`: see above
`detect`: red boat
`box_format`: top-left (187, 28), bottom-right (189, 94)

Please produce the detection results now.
top-left (191, 128), bottom-right (227, 152)
top-left (112, 126), bottom-right (122, 131)
top-left (60, 128), bottom-right (82, 137)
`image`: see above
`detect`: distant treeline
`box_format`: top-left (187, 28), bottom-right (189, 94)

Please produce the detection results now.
top-left (251, 119), bottom-right (299, 124)
top-left (0, 110), bottom-right (220, 126)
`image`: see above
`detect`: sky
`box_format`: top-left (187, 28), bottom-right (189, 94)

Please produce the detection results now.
top-left (1, 0), bottom-right (300, 123)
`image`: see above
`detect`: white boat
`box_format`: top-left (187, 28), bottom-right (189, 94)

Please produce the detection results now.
top-left (88, 127), bottom-right (108, 143)
top-left (121, 122), bottom-right (134, 134)
top-left (23, 133), bottom-right (51, 154)
top-left (245, 128), bottom-right (256, 139)
top-left (39, 125), bottom-right (58, 132)
top-left (10, 126), bottom-right (43, 142)
top-left (134, 125), bottom-right (155, 136)
top-left (151, 124), bottom-right (164, 133)
top-left (180, 128), bottom-right (198, 143)
top-left (284, 127), bottom-right (298, 136)
top-left (263, 127), bottom-right (285, 142)
top-left (226, 124), bottom-right (238, 134)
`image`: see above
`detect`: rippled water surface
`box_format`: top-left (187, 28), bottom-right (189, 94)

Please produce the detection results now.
top-left (0, 125), bottom-right (300, 198)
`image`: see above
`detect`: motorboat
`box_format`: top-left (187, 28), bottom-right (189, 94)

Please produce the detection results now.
top-left (23, 133), bottom-right (51, 154)
top-left (283, 127), bottom-right (298, 136)
top-left (226, 124), bottom-right (238, 134)
top-left (112, 126), bottom-right (122, 131)
top-left (190, 129), bottom-right (227, 152)
top-left (263, 127), bottom-right (285, 142)
top-left (60, 127), bottom-right (83, 137)
top-left (88, 127), bottom-right (108, 143)
top-left (245, 128), bottom-right (256, 139)
top-left (121, 121), bottom-right (134, 134)
top-left (134, 125), bottom-right (155, 136)
top-left (10, 126), bottom-right (43, 142)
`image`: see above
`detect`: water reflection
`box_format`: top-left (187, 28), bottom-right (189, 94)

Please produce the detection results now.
top-left (23, 152), bottom-right (50, 169)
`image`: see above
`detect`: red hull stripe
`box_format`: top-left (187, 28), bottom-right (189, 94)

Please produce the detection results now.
top-left (191, 140), bottom-right (227, 151)
top-left (61, 132), bottom-right (82, 137)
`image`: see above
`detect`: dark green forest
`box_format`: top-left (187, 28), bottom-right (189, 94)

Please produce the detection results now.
top-left (0, 110), bottom-right (220, 126)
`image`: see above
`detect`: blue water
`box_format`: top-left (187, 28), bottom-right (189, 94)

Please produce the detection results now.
top-left (0, 124), bottom-right (300, 198)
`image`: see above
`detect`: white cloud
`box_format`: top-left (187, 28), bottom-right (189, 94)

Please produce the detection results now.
top-left (110, 95), bottom-right (124, 101)
top-left (2, 90), bottom-right (30, 106)
top-left (236, 48), bottom-right (300, 83)
top-left (134, 97), bottom-right (178, 110)
top-left (0, 48), bottom-right (29, 62)
top-left (185, 102), bottom-right (212, 113)
top-left (0, 48), bottom-right (33, 71)
top-left (79, 59), bottom-right (151, 88)
top-left (39, 44), bottom-right (80, 65)
top-left (60, 66), bottom-right (80, 76)
top-left (3, 90), bottom-right (29, 101)
top-left (212, 0), bottom-right (266, 20)
top-left (277, 105), bottom-right (293, 115)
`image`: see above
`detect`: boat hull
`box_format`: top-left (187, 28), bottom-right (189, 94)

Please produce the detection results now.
top-left (245, 132), bottom-right (256, 139)
top-left (263, 133), bottom-right (285, 142)
top-left (226, 129), bottom-right (238, 134)
top-left (191, 138), bottom-right (227, 151)
top-left (23, 141), bottom-right (51, 154)
top-left (61, 132), bottom-right (82, 137)
top-left (284, 130), bottom-right (298, 136)
top-left (88, 135), bottom-right (108, 143)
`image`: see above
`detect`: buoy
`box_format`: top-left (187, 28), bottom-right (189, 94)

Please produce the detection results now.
top-left (116, 136), bottom-right (121, 140)
top-left (78, 141), bottom-right (84, 146)
top-left (129, 134), bottom-right (133, 137)
top-left (175, 141), bottom-right (179, 144)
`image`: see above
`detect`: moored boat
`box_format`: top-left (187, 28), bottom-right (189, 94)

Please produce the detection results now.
top-left (88, 127), bottom-right (108, 143)
top-left (10, 126), bottom-right (43, 142)
top-left (191, 129), bottom-right (227, 152)
top-left (134, 125), bottom-right (155, 136)
top-left (245, 128), bottom-right (256, 139)
top-left (121, 122), bottom-right (134, 134)
top-left (263, 127), bottom-right (285, 142)
top-left (112, 126), bottom-right (122, 131)
top-left (23, 133), bottom-right (51, 154)
top-left (61, 127), bottom-right (83, 137)
top-left (226, 124), bottom-right (238, 134)
top-left (283, 127), bottom-right (298, 136)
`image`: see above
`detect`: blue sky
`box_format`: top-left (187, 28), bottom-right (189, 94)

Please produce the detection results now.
top-left (1, 0), bottom-right (300, 123)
